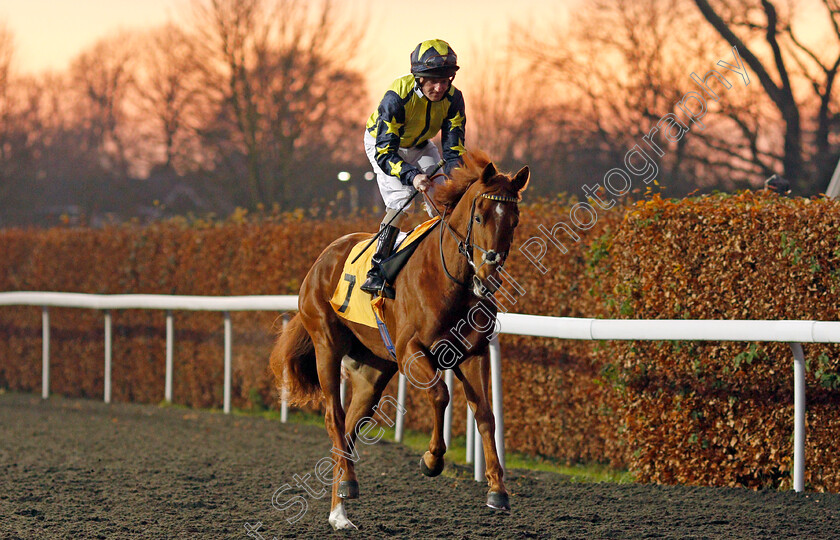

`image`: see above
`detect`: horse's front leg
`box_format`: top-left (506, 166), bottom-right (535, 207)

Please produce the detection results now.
top-left (454, 353), bottom-right (509, 510)
top-left (402, 337), bottom-right (449, 477)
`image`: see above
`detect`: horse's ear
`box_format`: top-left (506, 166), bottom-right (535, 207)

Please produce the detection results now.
top-left (511, 166), bottom-right (530, 193)
top-left (480, 162), bottom-right (498, 183)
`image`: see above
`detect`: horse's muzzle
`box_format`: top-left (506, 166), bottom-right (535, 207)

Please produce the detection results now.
top-left (472, 274), bottom-right (500, 298)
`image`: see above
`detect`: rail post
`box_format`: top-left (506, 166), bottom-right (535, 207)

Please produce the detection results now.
top-left (165, 311), bottom-right (174, 403)
top-left (466, 405), bottom-right (474, 464)
top-left (489, 335), bottom-right (505, 470)
top-left (41, 306), bottom-right (49, 399)
top-left (280, 317), bottom-right (289, 423)
top-left (443, 369), bottom-right (454, 447)
top-left (474, 422), bottom-right (485, 482)
top-left (104, 310), bottom-right (112, 404)
top-left (223, 311), bottom-right (232, 414)
top-left (790, 342), bottom-right (806, 492)
top-left (395, 373), bottom-right (407, 442)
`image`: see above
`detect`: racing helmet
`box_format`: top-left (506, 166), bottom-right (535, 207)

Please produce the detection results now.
top-left (410, 39), bottom-right (459, 78)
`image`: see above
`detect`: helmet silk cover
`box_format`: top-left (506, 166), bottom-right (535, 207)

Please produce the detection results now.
top-left (410, 39), bottom-right (459, 78)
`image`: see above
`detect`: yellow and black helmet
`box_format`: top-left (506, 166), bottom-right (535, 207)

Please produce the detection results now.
top-left (410, 39), bottom-right (459, 78)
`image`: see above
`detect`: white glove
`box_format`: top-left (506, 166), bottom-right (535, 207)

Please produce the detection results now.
top-left (412, 174), bottom-right (432, 192)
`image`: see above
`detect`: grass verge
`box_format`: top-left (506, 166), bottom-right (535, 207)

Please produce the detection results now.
top-left (228, 405), bottom-right (634, 484)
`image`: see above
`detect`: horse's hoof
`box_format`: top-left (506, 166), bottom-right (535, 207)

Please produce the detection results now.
top-left (487, 491), bottom-right (510, 511)
top-left (329, 502), bottom-right (358, 530)
top-left (419, 454), bottom-right (444, 477)
top-left (337, 480), bottom-right (359, 499)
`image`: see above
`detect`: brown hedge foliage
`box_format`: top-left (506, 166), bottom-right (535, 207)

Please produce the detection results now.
top-left (2, 193), bottom-right (840, 492)
top-left (0, 213), bottom-right (377, 409)
top-left (593, 192), bottom-right (840, 491)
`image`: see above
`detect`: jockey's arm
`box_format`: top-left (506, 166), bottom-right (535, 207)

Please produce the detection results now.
top-left (439, 90), bottom-right (467, 174)
top-left (371, 93), bottom-right (421, 186)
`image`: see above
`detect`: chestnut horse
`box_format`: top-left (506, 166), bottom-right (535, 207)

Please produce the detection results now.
top-left (270, 151), bottom-right (529, 530)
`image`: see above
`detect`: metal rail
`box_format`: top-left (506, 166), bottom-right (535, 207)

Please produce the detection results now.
top-left (2, 291), bottom-right (837, 492)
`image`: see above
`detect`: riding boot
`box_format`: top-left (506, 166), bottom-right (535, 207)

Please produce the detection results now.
top-left (360, 224), bottom-right (400, 298)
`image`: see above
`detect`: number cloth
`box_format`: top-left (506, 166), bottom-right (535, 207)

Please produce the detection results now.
top-left (330, 216), bottom-right (441, 327)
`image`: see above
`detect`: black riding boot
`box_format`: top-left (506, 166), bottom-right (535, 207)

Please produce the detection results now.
top-left (360, 224), bottom-right (400, 298)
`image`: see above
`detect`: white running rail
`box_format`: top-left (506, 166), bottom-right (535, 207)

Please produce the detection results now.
top-left (0, 292), bottom-right (297, 411)
top-left (2, 291), bottom-right (838, 492)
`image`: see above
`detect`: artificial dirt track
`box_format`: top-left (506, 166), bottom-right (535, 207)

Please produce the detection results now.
top-left (1, 391), bottom-right (838, 539)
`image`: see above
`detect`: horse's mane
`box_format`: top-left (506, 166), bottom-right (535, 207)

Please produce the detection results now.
top-left (434, 150), bottom-right (496, 208)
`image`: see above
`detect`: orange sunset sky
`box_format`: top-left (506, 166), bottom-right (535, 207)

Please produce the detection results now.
top-left (0, 0), bottom-right (574, 95)
top-left (0, 0), bottom-right (833, 106)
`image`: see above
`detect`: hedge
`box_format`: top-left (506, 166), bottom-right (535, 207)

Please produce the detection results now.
top-left (2, 192), bottom-right (840, 491)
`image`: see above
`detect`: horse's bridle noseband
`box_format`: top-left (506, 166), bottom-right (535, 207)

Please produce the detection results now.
top-left (424, 188), bottom-right (519, 295)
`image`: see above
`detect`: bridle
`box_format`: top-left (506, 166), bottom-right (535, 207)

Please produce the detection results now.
top-left (423, 185), bottom-right (519, 296)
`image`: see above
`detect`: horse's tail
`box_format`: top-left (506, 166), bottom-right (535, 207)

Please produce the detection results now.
top-left (270, 314), bottom-right (321, 406)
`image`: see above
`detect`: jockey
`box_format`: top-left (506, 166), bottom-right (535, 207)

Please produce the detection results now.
top-left (360, 38), bottom-right (467, 297)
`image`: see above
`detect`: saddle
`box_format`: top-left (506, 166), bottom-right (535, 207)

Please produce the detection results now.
top-left (330, 216), bottom-right (440, 327)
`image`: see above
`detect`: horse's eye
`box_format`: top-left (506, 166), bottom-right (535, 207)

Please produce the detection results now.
top-left (474, 215), bottom-right (482, 224)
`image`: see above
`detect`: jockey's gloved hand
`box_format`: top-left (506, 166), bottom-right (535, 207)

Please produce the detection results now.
top-left (413, 174), bottom-right (432, 192)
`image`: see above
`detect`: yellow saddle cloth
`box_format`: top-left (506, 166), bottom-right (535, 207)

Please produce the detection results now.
top-left (330, 216), bottom-right (440, 327)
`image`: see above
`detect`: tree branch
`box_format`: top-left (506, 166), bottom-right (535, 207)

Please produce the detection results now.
top-left (692, 0), bottom-right (786, 106)
top-left (760, 0), bottom-right (794, 97)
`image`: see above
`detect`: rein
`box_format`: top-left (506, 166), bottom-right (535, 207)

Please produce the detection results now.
top-left (422, 186), bottom-right (519, 293)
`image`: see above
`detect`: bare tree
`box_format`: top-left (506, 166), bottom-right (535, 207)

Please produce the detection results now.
top-left (554, 0), bottom-right (704, 146)
top-left (131, 24), bottom-right (207, 174)
top-left (0, 57), bottom-right (101, 225)
top-left (513, 0), bottom-right (761, 194)
top-left (693, 0), bottom-right (840, 192)
top-left (0, 22), bottom-right (10, 99)
top-left (469, 49), bottom-right (552, 162)
top-left (67, 32), bottom-right (138, 178)
top-left (0, 23), bottom-right (39, 219)
top-left (467, 44), bottom-right (605, 196)
top-left (0, 22), bottom-right (16, 201)
top-left (188, 0), bottom-right (368, 209)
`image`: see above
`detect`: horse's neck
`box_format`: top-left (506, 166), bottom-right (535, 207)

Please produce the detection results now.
top-left (412, 209), bottom-right (472, 301)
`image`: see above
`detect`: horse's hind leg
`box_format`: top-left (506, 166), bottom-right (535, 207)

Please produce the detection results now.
top-left (342, 353), bottom-right (399, 477)
top-left (454, 354), bottom-right (509, 511)
top-left (342, 352), bottom-right (399, 454)
top-left (309, 340), bottom-right (359, 530)
top-left (297, 309), bottom-right (358, 528)
top-left (328, 351), bottom-right (397, 530)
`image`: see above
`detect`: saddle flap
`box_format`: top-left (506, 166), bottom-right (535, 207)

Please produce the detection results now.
top-left (329, 216), bottom-right (441, 328)
top-left (380, 219), bottom-right (439, 284)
